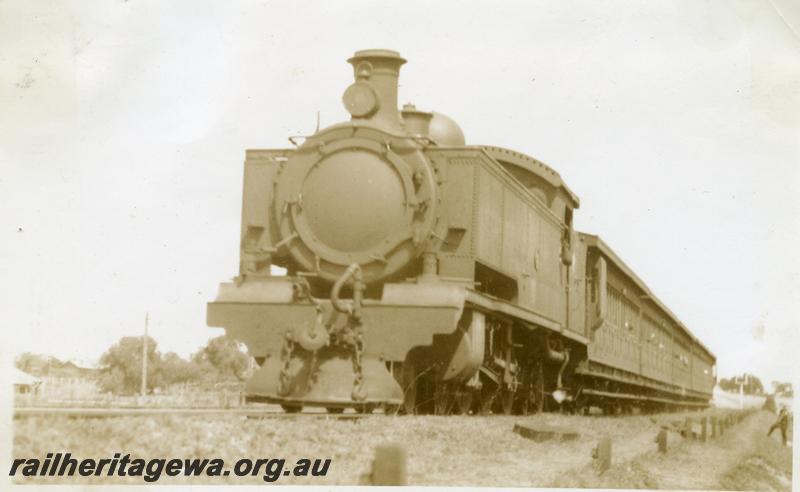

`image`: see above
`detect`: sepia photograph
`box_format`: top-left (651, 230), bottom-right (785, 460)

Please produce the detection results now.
top-left (2, 0), bottom-right (798, 489)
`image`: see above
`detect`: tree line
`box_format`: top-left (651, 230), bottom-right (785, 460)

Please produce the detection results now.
top-left (717, 373), bottom-right (794, 397)
top-left (18, 342), bottom-right (794, 399)
top-left (15, 335), bottom-right (251, 395)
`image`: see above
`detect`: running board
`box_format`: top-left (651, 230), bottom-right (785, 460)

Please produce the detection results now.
top-left (576, 366), bottom-right (711, 401)
top-left (580, 388), bottom-right (708, 407)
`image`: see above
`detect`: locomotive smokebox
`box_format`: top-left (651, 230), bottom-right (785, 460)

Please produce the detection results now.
top-left (342, 49), bottom-right (406, 131)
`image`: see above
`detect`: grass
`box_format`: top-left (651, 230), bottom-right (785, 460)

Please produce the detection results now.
top-left (12, 412), bottom-right (669, 486)
top-left (549, 410), bottom-right (793, 490)
top-left (12, 409), bottom-right (788, 487)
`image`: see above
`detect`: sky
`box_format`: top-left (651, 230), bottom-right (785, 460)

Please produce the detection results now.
top-left (2, 0), bottom-right (799, 387)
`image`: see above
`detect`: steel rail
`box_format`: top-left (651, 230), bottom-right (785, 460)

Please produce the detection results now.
top-left (13, 407), bottom-right (381, 419)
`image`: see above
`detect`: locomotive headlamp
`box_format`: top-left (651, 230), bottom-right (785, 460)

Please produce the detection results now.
top-left (342, 81), bottom-right (379, 117)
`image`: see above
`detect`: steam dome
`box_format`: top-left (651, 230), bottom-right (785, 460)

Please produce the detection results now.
top-left (429, 112), bottom-right (465, 146)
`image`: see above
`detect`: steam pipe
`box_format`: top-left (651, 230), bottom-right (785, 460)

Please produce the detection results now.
top-left (543, 335), bottom-right (567, 363)
top-left (331, 263), bottom-right (363, 318)
top-left (556, 349), bottom-right (570, 389)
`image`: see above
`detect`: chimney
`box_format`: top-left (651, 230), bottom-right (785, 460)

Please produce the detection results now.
top-left (342, 49), bottom-right (406, 132)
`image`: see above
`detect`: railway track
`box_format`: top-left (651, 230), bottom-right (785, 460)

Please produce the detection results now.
top-left (12, 406), bottom-right (385, 419)
top-left (15, 405), bottom-right (741, 423)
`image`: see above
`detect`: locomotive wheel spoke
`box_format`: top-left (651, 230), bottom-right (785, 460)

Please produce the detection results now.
top-left (518, 393), bottom-right (531, 416)
top-left (454, 391), bottom-right (473, 415)
top-left (356, 403), bottom-right (376, 414)
top-left (401, 362), bottom-right (419, 415)
top-left (573, 392), bottom-right (588, 416)
top-left (433, 384), bottom-right (452, 415)
top-left (382, 403), bottom-right (401, 416)
top-left (533, 362), bottom-right (545, 413)
top-left (402, 386), bottom-right (417, 415)
top-left (500, 388), bottom-right (514, 415)
top-left (479, 386), bottom-right (496, 416)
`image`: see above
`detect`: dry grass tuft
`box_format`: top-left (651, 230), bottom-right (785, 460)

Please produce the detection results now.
top-left (13, 409), bottom-right (788, 487)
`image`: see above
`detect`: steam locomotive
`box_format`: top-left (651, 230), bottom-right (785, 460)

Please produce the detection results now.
top-left (207, 49), bottom-right (716, 414)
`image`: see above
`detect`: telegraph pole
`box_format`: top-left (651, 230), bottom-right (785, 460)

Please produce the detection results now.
top-left (141, 312), bottom-right (148, 398)
top-left (738, 374), bottom-right (748, 409)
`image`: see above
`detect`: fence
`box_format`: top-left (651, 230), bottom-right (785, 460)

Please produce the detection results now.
top-left (14, 380), bottom-right (246, 409)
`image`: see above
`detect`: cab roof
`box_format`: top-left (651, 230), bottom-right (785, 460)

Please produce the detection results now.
top-left (481, 145), bottom-right (580, 209)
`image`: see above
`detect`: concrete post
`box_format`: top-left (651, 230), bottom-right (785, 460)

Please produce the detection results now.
top-left (657, 429), bottom-right (668, 453)
top-left (592, 438), bottom-right (612, 474)
top-left (700, 417), bottom-right (707, 442)
top-left (371, 444), bottom-right (407, 485)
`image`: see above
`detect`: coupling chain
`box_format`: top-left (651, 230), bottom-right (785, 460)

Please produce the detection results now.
top-left (349, 327), bottom-right (366, 401)
top-left (329, 263), bottom-right (367, 402)
top-left (306, 344), bottom-right (319, 389)
top-left (277, 331), bottom-right (295, 396)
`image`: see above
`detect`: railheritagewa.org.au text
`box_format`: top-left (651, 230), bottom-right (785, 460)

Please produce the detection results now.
top-left (10, 453), bottom-right (331, 483)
